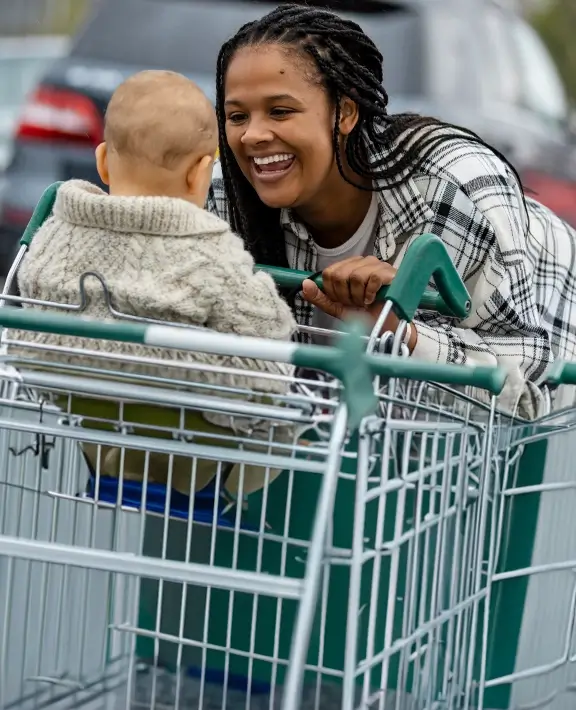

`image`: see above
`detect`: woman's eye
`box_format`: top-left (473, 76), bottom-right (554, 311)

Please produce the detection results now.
top-left (270, 108), bottom-right (293, 118)
top-left (227, 113), bottom-right (247, 124)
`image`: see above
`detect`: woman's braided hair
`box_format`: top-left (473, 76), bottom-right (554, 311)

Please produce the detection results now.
top-left (215, 3), bottom-right (524, 268)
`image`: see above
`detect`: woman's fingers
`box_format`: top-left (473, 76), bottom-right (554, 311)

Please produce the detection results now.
top-left (302, 257), bottom-right (397, 328)
top-left (348, 262), bottom-right (386, 306)
top-left (364, 265), bottom-right (395, 305)
top-left (323, 256), bottom-right (396, 308)
top-left (322, 256), bottom-right (364, 307)
top-left (302, 278), bottom-right (389, 329)
top-left (301, 279), bottom-right (345, 319)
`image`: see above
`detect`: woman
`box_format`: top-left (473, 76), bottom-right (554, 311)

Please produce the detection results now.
top-left (207, 3), bottom-right (576, 419)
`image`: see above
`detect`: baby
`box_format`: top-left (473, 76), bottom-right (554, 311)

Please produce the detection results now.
top-left (7, 70), bottom-right (297, 498)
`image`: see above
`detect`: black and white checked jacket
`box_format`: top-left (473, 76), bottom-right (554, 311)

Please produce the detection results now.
top-left (207, 135), bottom-right (576, 419)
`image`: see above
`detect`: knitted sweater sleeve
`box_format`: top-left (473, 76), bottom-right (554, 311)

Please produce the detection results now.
top-left (205, 231), bottom-right (296, 341)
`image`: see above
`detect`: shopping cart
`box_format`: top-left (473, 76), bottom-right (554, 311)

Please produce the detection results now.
top-left (0, 182), bottom-right (574, 710)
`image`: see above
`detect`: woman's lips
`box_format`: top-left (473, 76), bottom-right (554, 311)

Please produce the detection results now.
top-left (250, 155), bottom-right (296, 183)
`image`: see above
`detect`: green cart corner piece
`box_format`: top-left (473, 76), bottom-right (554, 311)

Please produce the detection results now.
top-left (20, 181), bottom-right (63, 247)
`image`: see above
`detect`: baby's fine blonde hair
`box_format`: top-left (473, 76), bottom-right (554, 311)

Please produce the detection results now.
top-left (104, 70), bottom-right (216, 169)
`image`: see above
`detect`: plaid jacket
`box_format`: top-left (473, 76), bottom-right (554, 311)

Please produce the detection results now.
top-left (207, 134), bottom-right (576, 419)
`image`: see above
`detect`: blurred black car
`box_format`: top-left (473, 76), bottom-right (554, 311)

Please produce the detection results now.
top-left (1, 0), bottom-right (575, 274)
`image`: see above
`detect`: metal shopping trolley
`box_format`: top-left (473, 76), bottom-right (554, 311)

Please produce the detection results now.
top-left (0, 182), bottom-right (574, 710)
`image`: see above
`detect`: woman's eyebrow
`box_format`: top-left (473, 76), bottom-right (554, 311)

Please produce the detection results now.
top-left (267, 93), bottom-right (298, 102)
top-left (224, 93), bottom-right (300, 107)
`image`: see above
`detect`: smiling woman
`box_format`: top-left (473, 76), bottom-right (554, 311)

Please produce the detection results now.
top-left (207, 3), bottom-right (576, 419)
top-left (223, 45), bottom-right (367, 223)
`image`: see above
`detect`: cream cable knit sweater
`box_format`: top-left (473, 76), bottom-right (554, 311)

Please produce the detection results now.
top-left (7, 180), bottom-right (297, 397)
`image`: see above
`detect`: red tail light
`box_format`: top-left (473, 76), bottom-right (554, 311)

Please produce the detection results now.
top-left (523, 170), bottom-right (576, 228)
top-left (16, 86), bottom-right (104, 147)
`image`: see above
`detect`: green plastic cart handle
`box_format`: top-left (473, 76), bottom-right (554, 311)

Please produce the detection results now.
top-left (385, 233), bottom-right (471, 321)
top-left (257, 234), bottom-right (471, 320)
top-left (546, 362), bottom-right (576, 386)
top-left (257, 264), bottom-right (451, 316)
top-left (22, 185), bottom-right (470, 323)
top-left (0, 307), bottom-right (505, 428)
top-left (20, 182), bottom-right (63, 247)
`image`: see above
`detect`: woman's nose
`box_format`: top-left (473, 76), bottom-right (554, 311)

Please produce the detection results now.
top-left (240, 118), bottom-right (274, 145)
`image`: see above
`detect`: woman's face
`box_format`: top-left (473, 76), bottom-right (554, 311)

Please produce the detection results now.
top-left (224, 44), bottom-right (347, 211)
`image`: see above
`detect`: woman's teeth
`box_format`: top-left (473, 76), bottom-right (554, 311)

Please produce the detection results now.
top-left (253, 153), bottom-right (294, 165)
top-left (253, 154), bottom-right (295, 173)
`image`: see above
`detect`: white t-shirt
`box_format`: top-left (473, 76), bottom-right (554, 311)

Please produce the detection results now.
top-left (311, 193), bottom-right (379, 343)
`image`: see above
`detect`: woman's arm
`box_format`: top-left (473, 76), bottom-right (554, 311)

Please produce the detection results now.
top-left (304, 152), bottom-right (553, 418)
top-left (404, 165), bottom-right (549, 418)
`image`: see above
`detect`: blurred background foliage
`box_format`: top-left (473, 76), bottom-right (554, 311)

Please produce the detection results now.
top-left (530, 0), bottom-right (576, 103)
top-left (0, 0), bottom-right (89, 37)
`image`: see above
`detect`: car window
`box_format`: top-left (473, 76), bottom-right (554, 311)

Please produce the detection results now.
top-left (510, 20), bottom-right (567, 124)
top-left (0, 57), bottom-right (48, 107)
top-left (481, 9), bottom-right (522, 106)
top-left (71, 0), bottom-right (424, 95)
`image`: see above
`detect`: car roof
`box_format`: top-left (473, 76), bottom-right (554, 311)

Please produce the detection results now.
top-left (67, 0), bottom-right (424, 97)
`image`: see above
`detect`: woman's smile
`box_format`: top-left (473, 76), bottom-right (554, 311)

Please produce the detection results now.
top-left (250, 153), bottom-right (296, 184)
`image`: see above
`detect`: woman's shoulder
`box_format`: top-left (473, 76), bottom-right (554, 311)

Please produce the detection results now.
top-left (413, 127), bottom-right (520, 199)
top-left (400, 126), bottom-right (529, 234)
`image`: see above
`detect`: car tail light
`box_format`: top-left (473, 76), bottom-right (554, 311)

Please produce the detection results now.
top-left (16, 86), bottom-right (104, 147)
top-left (2, 206), bottom-right (34, 228)
top-left (523, 170), bottom-right (576, 228)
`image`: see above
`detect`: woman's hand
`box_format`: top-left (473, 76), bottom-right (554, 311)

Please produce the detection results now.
top-left (301, 255), bottom-right (418, 350)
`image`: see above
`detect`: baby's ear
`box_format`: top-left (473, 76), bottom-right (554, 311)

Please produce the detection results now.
top-left (95, 143), bottom-right (110, 186)
top-left (187, 153), bottom-right (215, 207)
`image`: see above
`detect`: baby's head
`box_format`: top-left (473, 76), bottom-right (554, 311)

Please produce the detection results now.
top-left (95, 70), bottom-right (217, 206)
